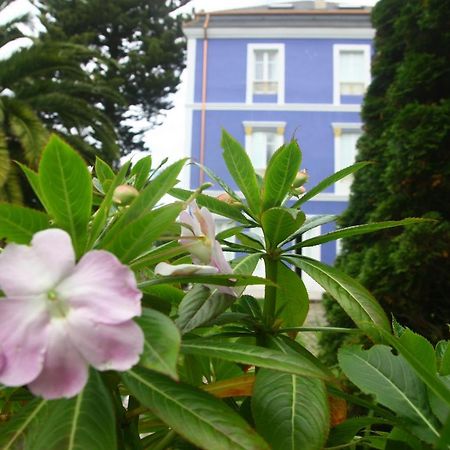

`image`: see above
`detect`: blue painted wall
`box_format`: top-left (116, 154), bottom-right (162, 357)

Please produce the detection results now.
top-left (190, 109), bottom-right (361, 189)
top-left (194, 38), bottom-right (372, 104)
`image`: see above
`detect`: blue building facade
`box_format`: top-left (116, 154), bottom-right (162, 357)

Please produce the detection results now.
top-left (183, 1), bottom-right (373, 295)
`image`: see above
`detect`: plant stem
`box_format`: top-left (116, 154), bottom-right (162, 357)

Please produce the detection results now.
top-left (263, 256), bottom-right (278, 328)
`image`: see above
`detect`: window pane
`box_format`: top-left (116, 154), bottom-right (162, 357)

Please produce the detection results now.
top-left (339, 50), bottom-right (365, 82)
top-left (249, 132), bottom-right (268, 172)
top-left (340, 132), bottom-right (359, 168)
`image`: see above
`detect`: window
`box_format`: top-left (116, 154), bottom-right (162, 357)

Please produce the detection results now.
top-left (333, 45), bottom-right (370, 103)
top-left (332, 123), bottom-right (362, 194)
top-left (243, 121), bottom-right (285, 175)
top-left (247, 44), bottom-right (285, 103)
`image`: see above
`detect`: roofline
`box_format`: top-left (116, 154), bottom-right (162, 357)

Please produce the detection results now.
top-left (192, 8), bottom-right (371, 17)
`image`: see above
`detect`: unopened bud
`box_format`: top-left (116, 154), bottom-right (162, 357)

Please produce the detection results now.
top-left (292, 169), bottom-right (309, 188)
top-left (113, 185), bottom-right (139, 205)
top-left (292, 186), bottom-right (306, 197)
top-left (216, 192), bottom-right (243, 207)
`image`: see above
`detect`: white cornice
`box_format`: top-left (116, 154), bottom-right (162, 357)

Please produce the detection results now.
top-left (184, 27), bottom-right (374, 39)
top-left (187, 102), bottom-right (361, 112)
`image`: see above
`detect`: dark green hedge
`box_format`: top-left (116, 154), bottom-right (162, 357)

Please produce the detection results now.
top-left (321, 0), bottom-right (450, 362)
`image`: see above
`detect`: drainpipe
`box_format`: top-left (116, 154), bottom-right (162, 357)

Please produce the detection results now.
top-left (199, 13), bottom-right (210, 185)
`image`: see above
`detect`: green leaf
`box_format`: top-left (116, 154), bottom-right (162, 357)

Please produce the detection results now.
top-left (287, 256), bottom-right (391, 336)
top-left (376, 328), bottom-right (450, 408)
top-left (139, 273), bottom-right (273, 289)
top-left (103, 203), bottom-right (184, 263)
top-left (292, 219), bottom-right (425, 249)
top-left (17, 162), bottom-right (48, 209)
top-left (170, 187), bottom-right (251, 224)
top-left (262, 140), bottom-right (301, 211)
top-left (31, 371), bottom-right (116, 449)
top-left (38, 135), bottom-right (92, 254)
top-left (440, 342), bottom-right (450, 376)
top-left (399, 330), bottom-right (437, 374)
top-left (0, 398), bottom-right (47, 449)
top-left (222, 130), bottom-right (261, 215)
top-left (130, 155), bottom-right (151, 190)
top-left (95, 156), bottom-right (115, 187)
top-left (137, 308), bottom-right (181, 379)
top-left (327, 417), bottom-right (395, 447)
top-left (292, 161), bottom-right (370, 208)
top-left (87, 161), bottom-right (130, 249)
top-left (261, 208), bottom-right (305, 248)
top-left (252, 370), bottom-right (329, 450)
top-left (176, 285), bottom-right (236, 334)
top-left (122, 368), bottom-right (270, 450)
top-left (290, 214), bottom-right (338, 240)
top-left (0, 204), bottom-right (49, 243)
top-left (102, 158), bottom-right (186, 246)
top-left (276, 262), bottom-right (309, 328)
top-left (339, 345), bottom-right (441, 443)
top-left (181, 340), bottom-right (333, 381)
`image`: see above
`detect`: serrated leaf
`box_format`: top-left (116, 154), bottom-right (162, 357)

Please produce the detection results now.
top-left (252, 370), bottom-right (329, 450)
top-left (0, 371), bottom-right (116, 450)
top-left (103, 203), bottom-right (184, 263)
top-left (293, 219), bottom-right (425, 249)
top-left (122, 368), bottom-right (270, 450)
top-left (276, 261), bottom-right (309, 328)
top-left (130, 155), bottom-right (151, 190)
top-left (170, 187), bottom-right (250, 224)
top-left (181, 340), bottom-right (332, 381)
top-left (17, 163), bottom-right (48, 209)
top-left (339, 345), bottom-right (441, 443)
top-left (262, 140), bottom-right (301, 211)
top-left (102, 159), bottom-right (186, 247)
top-left (222, 130), bottom-right (260, 216)
top-left (261, 207), bottom-right (305, 247)
top-left (38, 135), bottom-right (92, 254)
top-left (87, 161), bottom-right (130, 249)
top-left (0, 204), bottom-right (49, 243)
top-left (292, 161), bottom-right (370, 208)
top-left (137, 308), bottom-right (180, 379)
top-left (176, 285), bottom-right (236, 334)
top-left (95, 157), bottom-right (115, 187)
top-left (287, 256), bottom-right (390, 336)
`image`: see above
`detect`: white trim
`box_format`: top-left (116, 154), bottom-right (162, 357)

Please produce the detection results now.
top-left (333, 123), bottom-right (362, 194)
top-left (246, 43), bottom-right (285, 104)
top-left (184, 27), bottom-right (374, 39)
top-left (333, 44), bottom-right (371, 105)
top-left (203, 190), bottom-right (348, 202)
top-left (331, 122), bottom-right (363, 131)
top-left (243, 120), bottom-right (286, 129)
top-left (187, 102), bottom-right (361, 112)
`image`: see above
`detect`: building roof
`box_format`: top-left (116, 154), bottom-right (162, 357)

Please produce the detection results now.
top-left (184, 1), bottom-right (372, 31)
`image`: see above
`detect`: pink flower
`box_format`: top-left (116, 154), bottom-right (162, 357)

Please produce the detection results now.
top-left (154, 262), bottom-right (218, 276)
top-left (179, 201), bottom-right (232, 275)
top-left (0, 229), bottom-right (143, 399)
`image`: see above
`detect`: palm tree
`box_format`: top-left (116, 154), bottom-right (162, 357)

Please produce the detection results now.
top-left (0, 5), bottom-right (121, 203)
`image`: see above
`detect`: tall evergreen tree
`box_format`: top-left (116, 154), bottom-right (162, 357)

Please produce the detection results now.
top-left (322, 0), bottom-right (450, 359)
top-left (40, 0), bottom-right (190, 155)
top-left (0, 7), bottom-right (120, 204)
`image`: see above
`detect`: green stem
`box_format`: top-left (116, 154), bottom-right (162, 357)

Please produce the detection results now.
top-left (263, 256), bottom-right (278, 328)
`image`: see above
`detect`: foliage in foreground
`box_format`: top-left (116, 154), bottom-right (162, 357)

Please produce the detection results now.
top-left (0, 133), bottom-right (448, 449)
top-left (322, 0), bottom-right (450, 361)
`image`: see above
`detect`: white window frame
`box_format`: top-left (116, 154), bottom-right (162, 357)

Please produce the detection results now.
top-left (333, 44), bottom-right (371, 105)
top-left (332, 122), bottom-right (363, 195)
top-left (243, 121), bottom-right (285, 174)
top-left (246, 43), bottom-right (285, 104)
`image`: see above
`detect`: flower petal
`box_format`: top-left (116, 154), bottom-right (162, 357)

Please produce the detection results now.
top-left (0, 229), bottom-right (75, 296)
top-left (57, 250), bottom-right (142, 324)
top-left (28, 320), bottom-right (88, 399)
top-left (67, 312), bottom-right (144, 371)
top-left (155, 262), bottom-right (219, 276)
top-left (0, 297), bottom-right (49, 386)
top-left (211, 241), bottom-right (233, 274)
